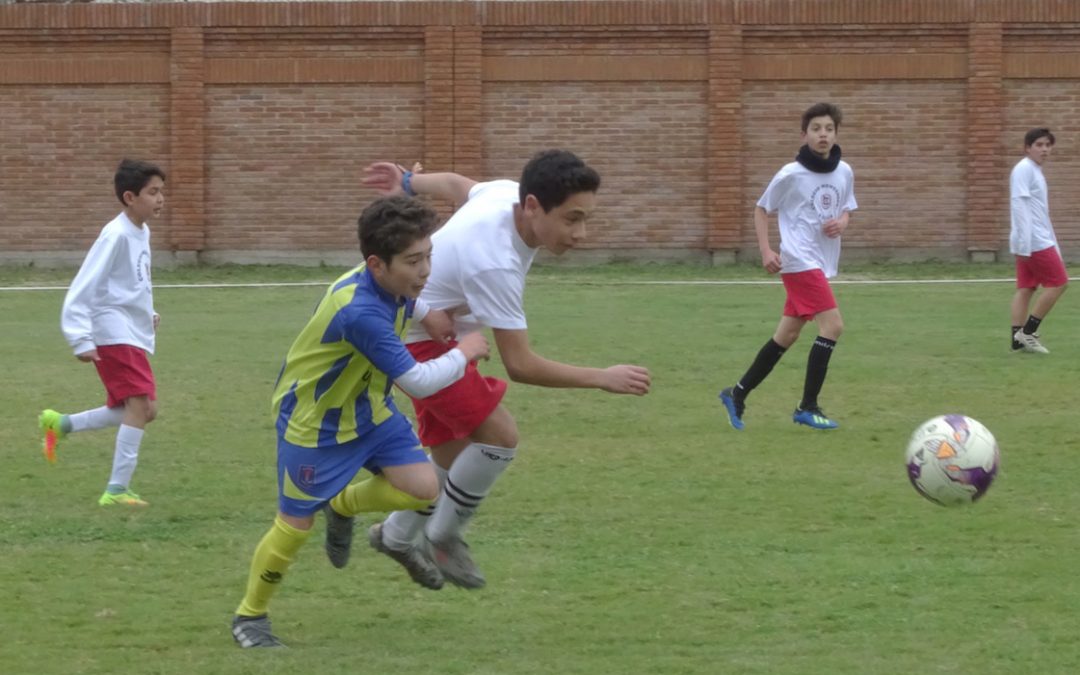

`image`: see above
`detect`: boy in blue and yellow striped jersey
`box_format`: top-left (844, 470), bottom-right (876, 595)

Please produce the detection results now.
top-left (231, 196), bottom-right (489, 648)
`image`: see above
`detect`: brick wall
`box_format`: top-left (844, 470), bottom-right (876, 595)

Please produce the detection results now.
top-left (203, 83), bottom-right (424, 261)
top-left (0, 84), bottom-right (170, 253)
top-left (483, 81), bottom-right (709, 253)
top-left (2, 1), bottom-right (1080, 265)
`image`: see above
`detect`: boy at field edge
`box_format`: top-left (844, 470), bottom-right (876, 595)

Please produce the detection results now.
top-left (39, 159), bottom-right (166, 506)
top-left (360, 150), bottom-right (652, 591)
top-left (1009, 128), bottom-right (1068, 354)
top-left (719, 102), bottom-right (858, 431)
top-left (230, 196), bottom-right (489, 648)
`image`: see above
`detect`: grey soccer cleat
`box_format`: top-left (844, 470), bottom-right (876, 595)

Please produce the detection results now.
top-left (231, 614), bottom-right (286, 648)
top-left (323, 504), bottom-right (355, 569)
top-left (427, 535), bottom-right (486, 590)
top-left (367, 522), bottom-right (445, 590)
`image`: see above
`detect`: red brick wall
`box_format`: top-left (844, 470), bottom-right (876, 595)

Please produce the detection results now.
top-left (483, 82), bottom-right (709, 253)
top-left (203, 83), bottom-right (424, 258)
top-left (0, 84), bottom-right (170, 253)
top-left (2, 1), bottom-right (1080, 264)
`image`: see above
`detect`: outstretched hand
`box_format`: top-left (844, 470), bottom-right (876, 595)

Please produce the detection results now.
top-left (600, 364), bottom-right (651, 395)
top-left (362, 162), bottom-right (406, 195)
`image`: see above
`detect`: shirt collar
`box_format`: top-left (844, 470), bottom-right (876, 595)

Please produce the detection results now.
top-left (118, 211), bottom-right (144, 230)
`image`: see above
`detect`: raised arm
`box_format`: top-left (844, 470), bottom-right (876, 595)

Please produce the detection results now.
top-left (493, 328), bottom-right (650, 395)
top-left (362, 162), bottom-right (477, 206)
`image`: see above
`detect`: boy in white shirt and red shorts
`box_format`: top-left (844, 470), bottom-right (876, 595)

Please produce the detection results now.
top-left (719, 103), bottom-right (857, 431)
top-left (360, 150), bottom-right (652, 590)
top-left (38, 159), bottom-right (166, 507)
top-left (1009, 128), bottom-right (1068, 354)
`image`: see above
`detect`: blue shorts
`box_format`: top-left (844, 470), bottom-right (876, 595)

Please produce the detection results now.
top-left (276, 414), bottom-right (429, 517)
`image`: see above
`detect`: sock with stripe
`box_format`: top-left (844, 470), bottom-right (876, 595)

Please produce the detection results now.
top-left (425, 443), bottom-right (516, 544)
top-left (381, 464), bottom-right (446, 551)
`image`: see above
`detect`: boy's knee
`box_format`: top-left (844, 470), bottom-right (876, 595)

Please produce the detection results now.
top-left (474, 409), bottom-right (519, 449)
top-left (385, 466), bottom-right (440, 503)
top-left (774, 332), bottom-right (799, 349)
top-left (492, 430), bottom-right (519, 449)
top-left (138, 399), bottom-right (157, 424)
top-left (409, 474), bottom-right (440, 503)
top-left (125, 397), bottom-right (157, 424)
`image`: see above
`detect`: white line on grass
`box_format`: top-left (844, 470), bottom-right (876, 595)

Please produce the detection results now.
top-left (0, 281), bottom-right (327, 291)
top-left (3, 276), bottom-right (1078, 292)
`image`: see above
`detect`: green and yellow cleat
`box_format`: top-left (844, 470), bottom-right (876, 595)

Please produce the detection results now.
top-left (38, 409), bottom-right (66, 464)
top-left (98, 490), bottom-right (149, 507)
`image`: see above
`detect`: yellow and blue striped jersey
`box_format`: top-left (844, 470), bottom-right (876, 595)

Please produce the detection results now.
top-left (272, 264), bottom-right (418, 448)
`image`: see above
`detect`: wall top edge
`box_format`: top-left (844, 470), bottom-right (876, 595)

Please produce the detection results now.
top-left (2, 2), bottom-right (1080, 30)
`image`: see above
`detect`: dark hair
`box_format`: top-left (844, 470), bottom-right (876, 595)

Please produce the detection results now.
top-left (114, 159), bottom-right (166, 206)
top-left (518, 149), bottom-right (601, 212)
top-left (1024, 128), bottom-right (1055, 148)
top-left (801, 103), bottom-right (843, 132)
top-left (357, 195), bottom-right (438, 263)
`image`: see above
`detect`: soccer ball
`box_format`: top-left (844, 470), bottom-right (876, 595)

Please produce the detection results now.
top-left (904, 414), bottom-right (1000, 506)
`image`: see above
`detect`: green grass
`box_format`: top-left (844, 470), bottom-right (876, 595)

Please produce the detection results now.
top-left (2, 263), bottom-right (1077, 674)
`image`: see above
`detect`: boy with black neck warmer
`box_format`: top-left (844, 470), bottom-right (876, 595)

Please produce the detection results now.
top-left (719, 102), bottom-right (857, 431)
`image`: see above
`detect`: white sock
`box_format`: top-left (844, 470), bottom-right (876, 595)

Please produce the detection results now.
top-left (68, 406), bottom-right (124, 432)
top-left (425, 443), bottom-right (516, 544)
top-left (382, 463), bottom-right (447, 551)
top-left (107, 425), bottom-right (144, 490)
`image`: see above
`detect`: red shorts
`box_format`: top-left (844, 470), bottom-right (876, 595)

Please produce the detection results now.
top-left (782, 269), bottom-right (838, 320)
top-left (93, 344), bottom-right (156, 408)
top-left (1016, 246), bottom-right (1068, 289)
top-left (406, 340), bottom-right (507, 448)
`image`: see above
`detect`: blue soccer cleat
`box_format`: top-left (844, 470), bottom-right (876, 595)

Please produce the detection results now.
top-left (793, 406), bottom-right (839, 430)
top-left (718, 387), bottom-right (745, 430)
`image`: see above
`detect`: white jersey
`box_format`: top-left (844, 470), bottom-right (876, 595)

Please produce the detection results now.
top-left (405, 180), bottom-right (537, 343)
top-left (1009, 157), bottom-right (1057, 256)
top-left (61, 212), bottom-right (156, 356)
top-left (757, 160), bottom-right (857, 278)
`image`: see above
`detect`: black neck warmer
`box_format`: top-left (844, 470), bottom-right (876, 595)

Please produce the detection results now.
top-left (796, 144), bottom-right (842, 173)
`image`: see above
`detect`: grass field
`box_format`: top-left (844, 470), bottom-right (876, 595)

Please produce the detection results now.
top-left (2, 263), bottom-right (1077, 675)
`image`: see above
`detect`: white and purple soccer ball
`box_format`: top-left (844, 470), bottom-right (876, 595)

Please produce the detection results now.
top-left (905, 414), bottom-right (1000, 506)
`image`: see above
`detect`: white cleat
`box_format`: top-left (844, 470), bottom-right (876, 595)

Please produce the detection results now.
top-left (1013, 329), bottom-right (1049, 354)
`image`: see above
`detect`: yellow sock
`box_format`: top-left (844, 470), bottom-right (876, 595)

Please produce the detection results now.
top-left (329, 474), bottom-right (432, 517)
top-left (236, 515), bottom-right (311, 617)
